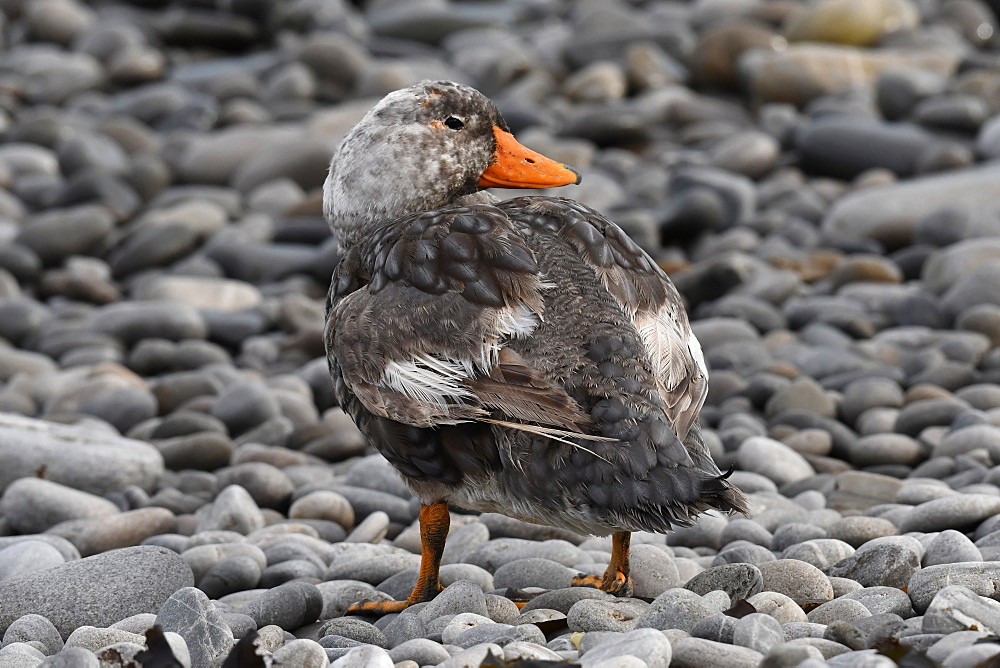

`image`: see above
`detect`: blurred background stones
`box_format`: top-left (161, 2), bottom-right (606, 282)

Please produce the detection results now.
top-left (2, 0), bottom-right (1000, 665)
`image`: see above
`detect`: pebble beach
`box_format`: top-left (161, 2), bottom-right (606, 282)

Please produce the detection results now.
top-left (2, 0), bottom-right (1000, 666)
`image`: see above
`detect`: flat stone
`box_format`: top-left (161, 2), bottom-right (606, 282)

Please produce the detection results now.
top-left (671, 636), bottom-right (763, 668)
top-left (922, 585), bottom-right (1000, 635)
top-left (243, 581), bottom-right (323, 631)
top-left (685, 563), bottom-right (764, 601)
top-left (567, 598), bottom-right (649, 632)
top-left (1, 478), bottom-right (120, 534)
top-left (580, 627), bottom-right (672, 667)
top-left (47, 508), bottom-right (175, 558)
top-left (156, 587), bottom-right (233, 666)
top-left (0, 413), bottom-right (163, 495)
top-left (636, 588), bottom-right (717, 632)
top-left (899, 494), bottom-right (1000, 533)
top-left (909, 563), bottom-right (1000, 612)
top-left (757, 560), bottom-right (833, 607)
top-left (0, 546), bottom-right (193, 636)
top-left (737, 437), bottom-right (815, 485)
top-left (0, 541), bottom-right (66, 581)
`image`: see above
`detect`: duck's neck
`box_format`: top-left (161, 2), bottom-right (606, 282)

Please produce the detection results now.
top-left (325, 183), bottom-right (499, 249)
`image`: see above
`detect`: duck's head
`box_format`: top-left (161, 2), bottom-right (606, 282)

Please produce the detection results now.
top-left (323, 80), bottom-right (581, 247)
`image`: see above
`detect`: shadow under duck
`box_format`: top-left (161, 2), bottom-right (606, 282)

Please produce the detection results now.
top-left (323, 80), bottom-right (749, 614)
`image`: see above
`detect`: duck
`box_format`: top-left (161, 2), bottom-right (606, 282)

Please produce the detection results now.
top-left (323, 80), bottom-right (749, 614)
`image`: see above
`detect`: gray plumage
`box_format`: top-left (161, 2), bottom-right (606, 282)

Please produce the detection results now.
top-left (324, 80), bottom-right (748, 536)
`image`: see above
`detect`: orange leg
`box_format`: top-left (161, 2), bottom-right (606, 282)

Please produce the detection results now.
top-left (572, 531), bottom-right (633, 596)
top-left (348, 502), bottom-right (450, 615)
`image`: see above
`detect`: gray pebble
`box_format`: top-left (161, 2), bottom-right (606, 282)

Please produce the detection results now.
top-left (909, 562), bottom-right (1000, 612)
top-left (198, 556), bottom-right (262, 600)
top-left (757, 560), bottom-right (833, 607)
top-left (567, 598), bottom-right (649, 632)
top-left (380, 612), bottom-right (426, 649)
top-left (690, 614), bottom-right (737, 644)
top-left (243, 582), bottom-right (323, 631)
top-left (2, 615), bottom-right (62, 655)
top-left (0, 541), bottom-right (66, 581)
top-left (0, 546), bottom-right (192, 636)
top-left (737, 437), bottom-right (816, 485)
top-left (156, 586), bottom-right (233, 667)
top-left (782, 539), bottom-right (855, 569)
top-left (492, 557), bottom-right (576, 591)
top-left (807, 598), bottom-right (873, 626)
top-left (580, 627), bottom-right (672, 667)
top-left (922, 585), bottom-right (1000, 634)
top-left (924, 529), bottom-right (983, 566)
top-left (416, 580), bottom-right (488, 623)
top-left (326, 553), bottom-right (420, 585)
top-left (628, 544), bottom-right (681, 597)
top-left (1, 477), bottom-right (120, 534)
top-left (842, 587), bottom-right (914, 618)
top-left (899, 494), bottom-right (1000, 533)
top-left (318, 617), bottom-right (387, 648)
top-left (387, 637), bottom-right (449, 666)
top-left (272, 638), bottom-right (329, 667)
top-left (671, 636), bottom-right (763, 668)
top-left (196, 485), bottom-right (265, 535)
top-left (685, 563), bottom-right (763, 601)
top-left (315, 581), bottom-right (392, 619)
top-left (826, 537), bottom-right (921, 589)
top-left (636, 588), bottom-right (717, 632)
top-left (733, 612), bottom-right (784, 654)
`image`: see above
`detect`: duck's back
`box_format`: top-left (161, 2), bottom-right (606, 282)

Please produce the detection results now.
top-left (326, 196), bottom-right (747, 535)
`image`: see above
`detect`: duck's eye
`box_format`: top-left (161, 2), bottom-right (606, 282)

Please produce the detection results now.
top-left (444, 116), bottom-right (464, 130)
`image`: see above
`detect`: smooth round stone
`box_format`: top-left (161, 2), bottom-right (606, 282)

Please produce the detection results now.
top-left (580, 627), bottom-right (672, 667)
top-left (765, 377), bottom-right (837, 419)
top-left (318, 617), bottom-right (387, 648)
top-left (209, 382), bottom-right (281, 437)
top-left (771, 524), bottom-right (828, 553)
top-left (691, 613), bottom-right (737, 644)
top-left (685, 563), bottom-right (764, 602)
top-left (182, 543), bottom-right (267, 583)
top-left (388, 638), bottom-right (450, 666)
top-left (923, 529), bottom-right (983, 566)
top-left (0, 413), bottom-right (164, 496)
top-left (492, 558), bottom-right (576, 591)
top-left (15, 205), bottom-right (114, 266)
top-left (628, 544), bottom-right (681, 598)
top-left (288, 491), bottom-right (354, 530)
top-left (315, 581), bottom-right (391, 619)
top-left (2, 614), bottom-right (62, 655)
top-left (922, 585), bottom-right (1000, 635)
top-left (272, 638), bottom-right (329, 666)
top-left (198, 556), bottom-right (262, 600)
top-left (737, 437), bottom-right (815, 486)
top-left (720, 519), bottom-right (773, 548)
top-left (0, 546), bottom-right (193, 636)
top-left (849, 434), bottom-right (925, 468)
top-left (898, 494), bottom-right (1000, 533)
top-left (154, 587), bottom-right (232, 667)
top-left (47, 507), bottom-right (176, 557)
top-left (732, 612), bottom-right (783, 655)
top-left (415, 581), bottom-right (488, 623)
top-left (1, 477), bottom-right (120, 534)
top-left (935, 425), bottom-right (1000, 458)
top-left (782, 539), bottom-right (855, 570)
top-left (567, 598), bottom-right (648, 632)
top-left (908, 563), bottom-right (1000, 612)
top-left (757, 560), bottom-right (833, 607)
top-left (0, 541), bottom-right (66, 581)
top-left (196, 485), bottom-right (265, 535)
top-left (635, 589), bottom-right (717, 632)
top-left (826, 516), bottom-right (898, 548)
top-left (87, 301), bottom-right (207, 346)
top-left (563, 61), bottom-right (627, 103)
top-left (326, 553), bottom-right (420, 586)
top-left (842, 587), bottom-right (914, 618)
top-left (157, 433), bottom-right (235, 473)
top-left (807, 598), bottom-right (873, 626)
top-left (214, 463), bottom-right (294, 511)
top-left (671, 636), bottom-right (763, 668)
top-left (243, 582), bottom-right (323, 631)
top-left (826, 537), bottom-right (921, 589)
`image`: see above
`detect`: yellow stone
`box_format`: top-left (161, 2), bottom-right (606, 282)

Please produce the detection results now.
top-left (785, 0), bottom-right (921, 46)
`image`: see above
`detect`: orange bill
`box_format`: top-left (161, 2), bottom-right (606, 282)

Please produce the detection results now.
top-left (478, 126), bottom-right (581, 189)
